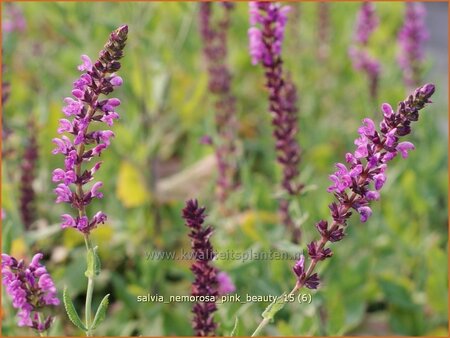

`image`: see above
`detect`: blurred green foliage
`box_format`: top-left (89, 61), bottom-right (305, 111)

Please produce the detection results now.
top-left (1, 2), bottom-right (447, 336)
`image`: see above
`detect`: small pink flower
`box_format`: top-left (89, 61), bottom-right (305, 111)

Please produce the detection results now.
top-left (397, 141), bottom-right (415, 158)
top-left (54, 184), bottom-right (72, 203)
top-left (57, 119), bottom-right (73, 134)
top-left (90, 182), bottom-right (104, 199)
top-left (357, 206), bottom-right (372, 223)
top-left (373, 173), bottom-right (386, 190)
top-left (101, 112), bottom-right (119, 126)
top-left (382, 103), bottom-right (394, 118)
top-left (61, 214), bottom-right (76, 229)
top-left (110, 76), bottom-right (123, 87)
top-left (77, 54), bottom-right (93, 72)
top-left (62, 97), bottom-right (83, 117)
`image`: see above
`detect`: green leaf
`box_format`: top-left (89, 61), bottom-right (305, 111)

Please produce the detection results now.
top-left (91, 294), bottom-right (110, 330)
top-left (63, 287), bottom-right (87, 331)
top-left (262, 293), bottom-right (287, 321)
top-left (378, 277), bottom-right (415, 309)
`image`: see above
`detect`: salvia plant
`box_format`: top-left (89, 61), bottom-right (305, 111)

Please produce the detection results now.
top-left (182, 199), bottom-right (235, 336)
top-left (251, 83), bottom-right (435, 336)
top-left (398, 3), bottom-right (429, 89)
top-left (52, 25), bottom-right (128, 336)
top-left (0, 3), bottom-right (443, 337)
top-left (198, 2), bottom-right (239, 213)
top-left (348, 2), bottom-right (381, 101)
top-left (2, 253), bottom-right (59, 334)
top-left (248, 1), bottom-right (304, 244)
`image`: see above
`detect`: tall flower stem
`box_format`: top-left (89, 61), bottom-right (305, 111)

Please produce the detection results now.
top-left (53, 25), bottom-right (128, 336)
top-left (250, 83), bottom-right (435, 335)
top-left (83, 234), bottom-right (94, 336)
top-left (249, 2), bottom-right (303, 243)
top-left (251, 284), bottom-right (298, 337)
top-left (199, 2), bottom-right (238, 214)
top-left (349, 3), bottom-right (380, 102)
top-left (397, 3), bottom-right (428, 89)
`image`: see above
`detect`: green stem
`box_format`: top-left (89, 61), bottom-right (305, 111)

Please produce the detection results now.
top-left (251, 285), bottom-right (299, 336)
top-left (251, 317), bottom-right (270, 337)
top-left (84, 234), bottom-right (94, 336)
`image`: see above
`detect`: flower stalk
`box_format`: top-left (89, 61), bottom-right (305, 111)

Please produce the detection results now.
top-left (20, 118), bottom-right (38, 230)
top-left (182, 199), bottom-right (218, 336)
top-left (349, 2), bottom-right (380, 101)
top-left (248, 1), bottom-right (304, 243)
top-left (52, 25), bottom-right (128, 336)
top-left (251, 83), bottom-right (435, 335)
top-left (398, 3), bottom-right (428, 88)
top-left (198, 2), bottom-right (238, 213)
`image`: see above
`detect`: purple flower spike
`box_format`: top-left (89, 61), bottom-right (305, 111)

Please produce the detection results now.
top-left (249, 2), bottom-right (303, 243)
top-left (20, 119), bottom-right (38, 230)
top-left (354, 2), bottom-right (379, 45)
top-left (293, 84), bottom-right (435, 294)
top-left (1, 253), bottom-right (59, 332)
top-left (398, 3), bottom-right (428, 87)
top-left (199, 3), bottom-right (239, 210)
top-left (349, 3), bottom-right (381, 100)
top-left (53, 25), bottom-right (128, 235)
top-left (182, 199), bottom-right (218, 337)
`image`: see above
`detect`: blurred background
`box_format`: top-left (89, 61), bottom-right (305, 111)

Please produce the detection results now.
top-left (1, 2), bottom-right (448, 336)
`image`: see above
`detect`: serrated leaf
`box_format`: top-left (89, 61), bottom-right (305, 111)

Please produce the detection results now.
top-left (63, 287), bottom-right (87, 331)
top-left (262, 293), bottom-right (287, 321)
top-left (91, 294), bottom-right (110, 330)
